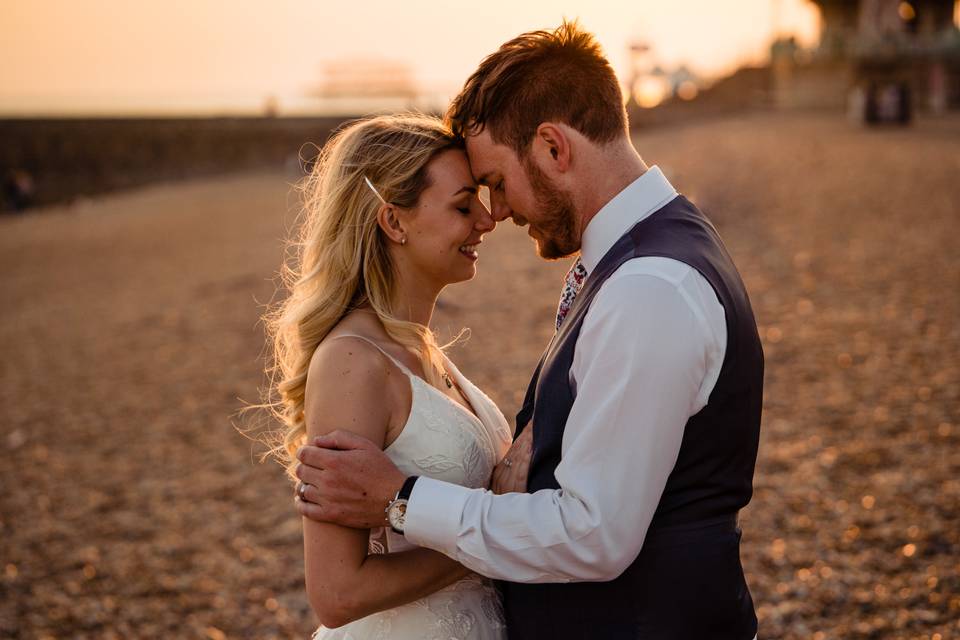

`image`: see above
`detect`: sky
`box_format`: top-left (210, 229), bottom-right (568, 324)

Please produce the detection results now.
top-left (0, 0), bottom-right (823, 116)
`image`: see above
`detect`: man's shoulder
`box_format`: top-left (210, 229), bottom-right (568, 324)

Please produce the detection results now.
top-left (602, 256), bottom-right (701, 289)
top-left (588, 256), bottom-right (725, 335)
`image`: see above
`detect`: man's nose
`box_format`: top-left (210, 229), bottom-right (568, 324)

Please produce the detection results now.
top-left (490, 198), bottom-right (512, 223)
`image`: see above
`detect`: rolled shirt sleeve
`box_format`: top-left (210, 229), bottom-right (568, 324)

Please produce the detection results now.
top-left (404, 262), bottom-right (725, 583)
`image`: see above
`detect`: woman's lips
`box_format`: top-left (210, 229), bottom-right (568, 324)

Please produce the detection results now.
top-left (459, 242), bottom-right (480, 260)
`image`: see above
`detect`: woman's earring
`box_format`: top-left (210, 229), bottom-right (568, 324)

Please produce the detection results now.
top-left (400, 236), bottom-right (407, 246)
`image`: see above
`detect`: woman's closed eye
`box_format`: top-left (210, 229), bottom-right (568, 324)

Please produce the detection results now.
top-left (456, 192), bottom-right (484, 215)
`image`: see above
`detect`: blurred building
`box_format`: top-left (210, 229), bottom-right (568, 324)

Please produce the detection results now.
top-left (773, 0), bottom-right (960, 115)
top-left (625, 41), bottom-right (704, 111)
top-left (304, 58), bottom-right (424, 115)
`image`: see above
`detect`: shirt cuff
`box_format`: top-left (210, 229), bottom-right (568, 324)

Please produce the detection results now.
top-left (403, 476), bottom-right (472, 556)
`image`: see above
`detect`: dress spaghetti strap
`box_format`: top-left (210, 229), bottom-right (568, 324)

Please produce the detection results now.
top-left (327, 334), bottom-right (480, 423)
top-left (326, 334), bottom-right (416, 378)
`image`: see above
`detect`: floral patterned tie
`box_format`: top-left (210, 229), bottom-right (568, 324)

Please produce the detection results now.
top-left (555, 257), bottom-right (588, 331)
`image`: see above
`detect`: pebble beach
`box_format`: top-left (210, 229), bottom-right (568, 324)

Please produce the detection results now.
top-left (1, 112), bottom-right (958, 639)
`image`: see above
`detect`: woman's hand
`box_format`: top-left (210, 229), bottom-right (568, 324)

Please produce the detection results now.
top-left (491, 424), bottom-right (533, 494)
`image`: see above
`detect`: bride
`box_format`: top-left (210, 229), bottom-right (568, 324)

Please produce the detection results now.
top-left (264, 113), bottom-right (529, 639)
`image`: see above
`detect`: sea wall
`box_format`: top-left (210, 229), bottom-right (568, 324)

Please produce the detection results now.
top-left (1, 116), bottom-right (350, 212)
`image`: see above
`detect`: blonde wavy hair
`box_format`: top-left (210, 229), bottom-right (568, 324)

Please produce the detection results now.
top-left (261, 113), bottom-right (463, 481)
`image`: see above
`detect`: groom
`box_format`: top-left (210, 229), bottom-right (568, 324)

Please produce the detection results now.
top-left (295, 21), bottom-right (763, 640)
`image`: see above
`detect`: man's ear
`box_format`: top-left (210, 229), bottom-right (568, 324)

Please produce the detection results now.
top-left (534, 123), bottom-right (571, 172)
top-left (376, 205), bottom-right (407, 245)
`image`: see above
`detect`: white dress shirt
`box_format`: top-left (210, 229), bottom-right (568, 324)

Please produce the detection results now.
top-left (404, 166), bottom-right (728, 583)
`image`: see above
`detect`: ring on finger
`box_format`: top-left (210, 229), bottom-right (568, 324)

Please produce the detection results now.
top-left (298, 481), bottom-right (310, 499)
top-left (502, 459), bottom-right (513, 468)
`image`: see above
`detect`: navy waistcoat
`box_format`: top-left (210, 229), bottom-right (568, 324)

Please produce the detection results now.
top-left (502, 195), bottom-right (763, 640)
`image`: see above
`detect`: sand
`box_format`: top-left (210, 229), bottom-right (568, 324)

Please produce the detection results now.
top-left (2, 112), bottom-right (958, 639)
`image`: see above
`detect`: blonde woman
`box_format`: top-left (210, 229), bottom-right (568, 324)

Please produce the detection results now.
top-left (266, 114), bottom-right (526, 639)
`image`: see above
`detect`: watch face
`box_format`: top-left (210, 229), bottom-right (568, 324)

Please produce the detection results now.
top-left (388, 499), bottom-right (408, 530)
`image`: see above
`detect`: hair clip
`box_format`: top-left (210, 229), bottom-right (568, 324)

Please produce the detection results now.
top-left (363, 175), bottom-right (387, 205)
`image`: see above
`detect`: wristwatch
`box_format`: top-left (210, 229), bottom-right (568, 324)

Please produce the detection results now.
top-left (386, 475), bottom-right (419, 534)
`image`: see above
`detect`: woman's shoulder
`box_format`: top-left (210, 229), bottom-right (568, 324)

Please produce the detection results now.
top-left (321, 311), bottom-right (422, 376)
top-left (309, 331), bottom-right (392, 387)
top-left (304, 333), bottom-right (398, 445)
top-left (309, 311), bottom-right (416, 398)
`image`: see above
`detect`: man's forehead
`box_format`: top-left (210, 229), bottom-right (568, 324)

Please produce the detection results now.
top-left (464, 131), bottom-right (501, 183)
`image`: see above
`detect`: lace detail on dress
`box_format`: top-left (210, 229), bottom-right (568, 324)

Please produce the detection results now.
top-left (408, 376), bottom-right (501, 490)
top-left (312, 336), bottom-right (512, 640)
top-left (367, 527), bottom-right (388, 555)
top-left (407, 574), bottom-right (506, 640)
top-left (314, 574), bottom-right (505, 640)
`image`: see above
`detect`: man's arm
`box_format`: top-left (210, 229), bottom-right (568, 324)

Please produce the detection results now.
top-left (295, 264), bottom-right (725, 583)
top-left (403, 267), bottom-right (724, 582)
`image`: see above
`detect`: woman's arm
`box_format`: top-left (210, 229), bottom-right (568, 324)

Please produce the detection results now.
top-left (315, 547), bottom-right (472, 627)
top-left (301, 338), bottom-right (470, 629)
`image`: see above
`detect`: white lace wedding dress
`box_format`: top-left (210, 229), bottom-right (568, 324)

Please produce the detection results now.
top-left (311, 335), bottom-right (512, 640)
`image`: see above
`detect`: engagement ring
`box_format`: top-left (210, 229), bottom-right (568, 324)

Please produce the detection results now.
top-left (503, 459), bottom-right (513, 467)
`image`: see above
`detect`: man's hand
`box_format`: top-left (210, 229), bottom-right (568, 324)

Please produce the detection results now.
top-left (491, 424), bottom-right (533, 494)
top-left (294, 430), bottom-right (407, 529)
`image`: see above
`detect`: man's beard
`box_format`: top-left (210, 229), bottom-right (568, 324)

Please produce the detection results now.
top-left (522, 157), bottom-right (580, 260)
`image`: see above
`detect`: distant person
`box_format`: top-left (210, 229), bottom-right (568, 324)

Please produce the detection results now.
top-left (897, 82), bottom-right (912, 125)
top-left (287, 20), bottom-right (764, 639)
top-left (2, 169), bottom-right (35, 212)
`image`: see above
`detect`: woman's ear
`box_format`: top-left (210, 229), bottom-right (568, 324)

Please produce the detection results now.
top-left (376, 205), bottom-right (407, 246)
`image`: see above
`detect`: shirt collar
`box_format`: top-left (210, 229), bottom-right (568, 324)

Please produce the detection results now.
top-left (579, 165), bottom-right (678, 273)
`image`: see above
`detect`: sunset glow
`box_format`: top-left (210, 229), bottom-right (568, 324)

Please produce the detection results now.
top-left (1, 0), bottom-right (822, 116)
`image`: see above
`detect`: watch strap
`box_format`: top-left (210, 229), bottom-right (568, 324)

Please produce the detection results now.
top-left (397, 475), bottom-right (419, 501)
